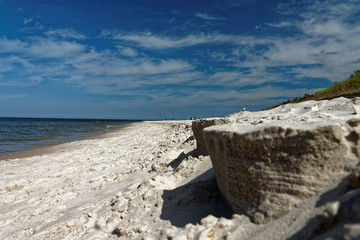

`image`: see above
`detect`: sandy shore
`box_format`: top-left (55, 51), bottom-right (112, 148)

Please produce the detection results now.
top-left (0, 121), bottom-right (233, 239)
top-left (2, 111), bottom-right (358, 239)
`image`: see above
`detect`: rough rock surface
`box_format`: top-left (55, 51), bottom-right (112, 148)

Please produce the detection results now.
top-left (203, 97), bottom-right (360, 224)
top-left (192, 118), bottom-right (231, 156)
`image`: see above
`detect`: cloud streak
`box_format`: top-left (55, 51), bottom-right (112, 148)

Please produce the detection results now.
top-left (24, 18), bottom-right (33, 25)
top-left (107, 31), bottom-right (270, 49)
top-left (45, 28), bottom-right (86, 40)
top-left (194, 12), bottom-right (226, 21)
top-left (0, 37), bottom-right (86, 58)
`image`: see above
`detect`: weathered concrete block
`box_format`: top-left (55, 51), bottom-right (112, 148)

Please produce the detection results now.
top-left (203, 119), bottom-right (360, 224)
top-left (191, 118), bottom-right (230, 156)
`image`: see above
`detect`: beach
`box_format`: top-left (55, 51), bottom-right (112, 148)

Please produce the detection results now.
top-left (2, 98), bottom-right (360, 240)
top-left (0, 121), bottom-right (231, 239)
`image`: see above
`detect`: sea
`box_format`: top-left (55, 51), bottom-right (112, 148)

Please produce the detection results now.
top-left (0, 117), bottom-right (138, 157)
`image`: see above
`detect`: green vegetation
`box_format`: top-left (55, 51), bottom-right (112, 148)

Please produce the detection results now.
top-left (264, 69), bottom-right (360, 110)
top-left (311, 70), bottom-right (360, 100)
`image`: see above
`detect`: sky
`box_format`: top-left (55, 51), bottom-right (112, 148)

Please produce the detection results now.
top-left (0, 0), bottom-right (359, 120)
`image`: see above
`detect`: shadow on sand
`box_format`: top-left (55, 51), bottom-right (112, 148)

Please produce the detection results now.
top-left (166, 149), bottom-right (197, 170)
top-left (288, 176), bottom-right (355, 240)
top-left (160, 168), bottom-right (233, 227)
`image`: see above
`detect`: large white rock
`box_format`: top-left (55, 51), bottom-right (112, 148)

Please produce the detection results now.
top-left (203, 97), bottom-right (360, 224)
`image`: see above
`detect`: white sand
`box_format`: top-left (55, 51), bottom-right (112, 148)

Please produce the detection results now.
top-left (1, 97), bottom-right (359, 239)
top-left (0, 121), bottom-right (234, 239)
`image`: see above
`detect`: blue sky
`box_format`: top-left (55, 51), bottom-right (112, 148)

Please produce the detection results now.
top-left (0, 0), bottom-right (359, 120)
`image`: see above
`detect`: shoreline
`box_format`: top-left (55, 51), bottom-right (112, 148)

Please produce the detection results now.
top-left (2, 120), bottom-right (218, 239)
top-left (0, 121), bottom-right (141, 161)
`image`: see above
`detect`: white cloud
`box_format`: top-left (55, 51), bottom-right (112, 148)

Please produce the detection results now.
top-left (35, 22), bottom-right (43, 29)
top-left (104, 59), bottom-right (192, 76)
top-left (111, 32), bottom-right (208, 49)
top-left (194, 12), bottom-right (226, 21)
top-left (101, 29), bottom-right (112, 37)
top-left (28, 38), bottom-right (86, 58)
top-left (0, 37), bottom-right (86, 58)
top-left (0, 35), bottom-right (196, 93)
top-left (207, 70), bottom-right (283, 87)
top-left (267, 21), bottom-right (293, 28)
top-left (19, 19), bottom-right (44, 33)
top-left (275, 0), bottom-right (311, 16)
top-left (0, 38), bottom-right (27, 53)
top-left (24, 18), bottom-right (33, 25)
top-left (103, 0), bottom-right (360, 91)
top-left (110, 31), bottom-right (269, 49)
top-left (116, 46), bottom-right (138, 57)
top-left (219, 0), bottom-right (360, 84)
top-left (45, 29), bottom-right (86, 40)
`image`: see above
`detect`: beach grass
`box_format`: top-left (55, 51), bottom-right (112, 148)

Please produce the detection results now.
top-left (264, 69), bottom-right (360, 110)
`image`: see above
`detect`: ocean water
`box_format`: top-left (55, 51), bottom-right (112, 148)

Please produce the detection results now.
top-left (0, 117), bottom-right (137, 156)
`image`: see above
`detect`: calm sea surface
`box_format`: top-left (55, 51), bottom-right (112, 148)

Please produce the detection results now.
top-left (0, 117), bottom-right (138, 156)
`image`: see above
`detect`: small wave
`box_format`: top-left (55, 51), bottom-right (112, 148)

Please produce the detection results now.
top-left (79, 130), bottom-right (103, 133)
top-left (6, 139), bottom-right (28, 142)
top-left (29, 138), bottom-right (53, 141)
top-left (6, 137), bottom-right (53, 142)
top-left (33, 141), bottom-right (65, 146)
